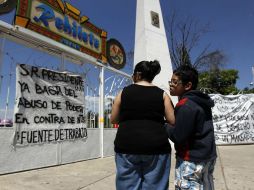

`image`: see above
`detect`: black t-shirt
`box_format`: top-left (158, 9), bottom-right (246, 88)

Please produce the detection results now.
top-left (114, 84), bottom-right (171, 154)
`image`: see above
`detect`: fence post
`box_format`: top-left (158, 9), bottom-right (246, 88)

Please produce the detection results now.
top-left (99, 66), bottom-right (104, 158)
top-left (60, 52), bottom-right (65, 71)
top-left (0, 33), bottom-right (5, 95)
top-left (56, 52), bottom-right (66, 165)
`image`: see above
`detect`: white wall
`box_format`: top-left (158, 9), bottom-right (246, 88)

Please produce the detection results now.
top-left (0, 128), bottom-right (103, 174)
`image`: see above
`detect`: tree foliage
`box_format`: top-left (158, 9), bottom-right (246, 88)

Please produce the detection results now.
top-left (198, 69), bottom-right (239, 95)
top-left (241, 87), bottom-right (254, 94)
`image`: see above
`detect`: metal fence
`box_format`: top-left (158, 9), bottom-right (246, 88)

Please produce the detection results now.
top-left (0, 21), bottom-right (132, 130)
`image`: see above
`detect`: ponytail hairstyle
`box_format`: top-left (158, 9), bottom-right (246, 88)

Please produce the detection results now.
top-left (133, 60), bottom-right (161, 82)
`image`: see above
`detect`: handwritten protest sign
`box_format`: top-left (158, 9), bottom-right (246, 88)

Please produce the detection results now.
top-left (211, 94), bottom-right (254, 144)
top-left (13, 64), bottom-right (87, 145)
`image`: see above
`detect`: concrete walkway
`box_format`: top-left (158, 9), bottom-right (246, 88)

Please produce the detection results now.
top-left (0, 144), bottom-right (253, 190)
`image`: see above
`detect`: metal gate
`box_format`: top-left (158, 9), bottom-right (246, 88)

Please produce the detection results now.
top-left (0, 21), bottom-right (132, 174)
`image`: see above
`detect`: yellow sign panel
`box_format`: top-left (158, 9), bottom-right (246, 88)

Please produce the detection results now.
top-left (15, 0), bottom-right (107, 61)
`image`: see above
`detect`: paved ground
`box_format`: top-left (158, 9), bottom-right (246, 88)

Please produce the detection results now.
top-left (0, 144), bottom-right (254, 190)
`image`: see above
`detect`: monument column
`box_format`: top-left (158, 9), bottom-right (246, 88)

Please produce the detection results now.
top-left (134, 0), bottom-right (176, 103)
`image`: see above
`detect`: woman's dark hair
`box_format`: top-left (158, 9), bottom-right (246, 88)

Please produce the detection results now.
top-left (133, 60), bottom-right (161, 82)
top-left (173, 65), bottom-right (199, 90)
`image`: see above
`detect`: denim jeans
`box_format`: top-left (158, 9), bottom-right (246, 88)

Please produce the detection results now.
top-left (175, 158), bottom-right (216, 190)
top-left (115, 153), bottom-right (171, 190)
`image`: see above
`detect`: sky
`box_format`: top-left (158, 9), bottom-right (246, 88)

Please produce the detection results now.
top-left (167, 0), bottom-right (254, 90)
top-left (0, 0), bottom-right (253, 90)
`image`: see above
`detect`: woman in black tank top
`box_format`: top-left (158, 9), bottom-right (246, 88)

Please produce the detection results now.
top-left (111, 60), bottom-right (175, 190)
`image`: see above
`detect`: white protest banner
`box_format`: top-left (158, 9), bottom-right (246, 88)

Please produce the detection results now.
top-left (13, 64), bottom-right (87, 145)
top-left (211, 94), bottom-right (254, 145)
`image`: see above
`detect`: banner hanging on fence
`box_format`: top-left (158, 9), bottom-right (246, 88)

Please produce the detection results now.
top-left (211, 94), bottom-right (254, 145)
top-left (13, 64), bottom-right (87, 145)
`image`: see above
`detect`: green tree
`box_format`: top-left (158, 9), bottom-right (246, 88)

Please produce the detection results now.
top-left (198, 69), bottom-right (239, 95)
top-left (241, 87), bottom-right (254, 94)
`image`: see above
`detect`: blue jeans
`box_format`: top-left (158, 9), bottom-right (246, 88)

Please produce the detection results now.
top-left (115, 153), bottom-right (171, 190)
top-left (175, 158), bottom-right (216, 190)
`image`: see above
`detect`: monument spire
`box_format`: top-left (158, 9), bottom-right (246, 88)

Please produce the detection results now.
top-left (134, 0), bottom-right (175, 102)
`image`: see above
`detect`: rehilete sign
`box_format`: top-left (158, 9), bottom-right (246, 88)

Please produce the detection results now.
top-left (15, 0), bottom-right (107, 62)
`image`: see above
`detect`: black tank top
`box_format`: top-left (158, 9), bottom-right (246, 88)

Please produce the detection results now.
top-left (114, 84), bottom-right (171, 154)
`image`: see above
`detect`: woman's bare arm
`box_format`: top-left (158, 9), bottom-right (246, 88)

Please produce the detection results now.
top-left (163, 92), bottom-right (175, 125)
top-left (110, 90), bottom-right (122, 124)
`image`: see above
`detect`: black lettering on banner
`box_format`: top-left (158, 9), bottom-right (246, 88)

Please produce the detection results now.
top-left (212, 95), bottom-right (254, 145)
top-left (21, 131), bottom-right (27, 144)
top-left (75, 85), bottom-right (84, 92)
top-left (55, 129), bottom-right (65, 141)
top-left (18, 97), bottom-right (47, 109)
top-left (51, 101), bottom-right (62, 110)
top-left (19, 64), bottom-right (30, 76)
top-left (221, 135), bottom-right (230, 143)
top-left (213, 114), bottom-right (229, 123)
top-left (64, 87), bottom-right (77, 98)
top-left (34, 114), bottom-right (65, 124)
top-left (18, 81), bottom-right (30, 93)
top-left (19, 64), bottom-right (84, 86)
top-left (42, 69), bottom-right (55, 81)
top-left (225, 114), bottom-right (249, 122)
top-left (251, 114), bottom-right (254, 121)
top-left (16, 128), bottom-right (88, 144)
top-left (77, 115), bottom-right (86, 124)
top-left (31, 66), bottom-right (40, 78)
top-left (231, 132), bottom-right (254, 143)
top-left (15, 113), bottom-right (30, 124)
top-left (32, 130), bottom-right (38, 143)
top-left (216, 105), bottom-right (229, 113)
top-left (68, 116), bottom-right (75, 124)
top-left (48, 130), bottom-right (53, 142)
top-left (38, 130), bottom-right (46, 142)
top-left (65, 101), bottom-right (83, 113)
top-left (215, 124), bottom-right (222, 131)
top-left (226, 122), bottom-right (251, 133)
top-left (35, 83), bottom-right (63, 96)
top-left (214, 98), bottom-right (222, 105)
top-left (14, 64), bottom-right (87, 147)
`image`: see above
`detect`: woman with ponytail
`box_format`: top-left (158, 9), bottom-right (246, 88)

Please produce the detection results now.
top-left (111, 60), bottom-right (175, 190)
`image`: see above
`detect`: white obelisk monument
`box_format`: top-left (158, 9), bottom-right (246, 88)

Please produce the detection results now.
top-left (134, 0), bottom-right (177, 103)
